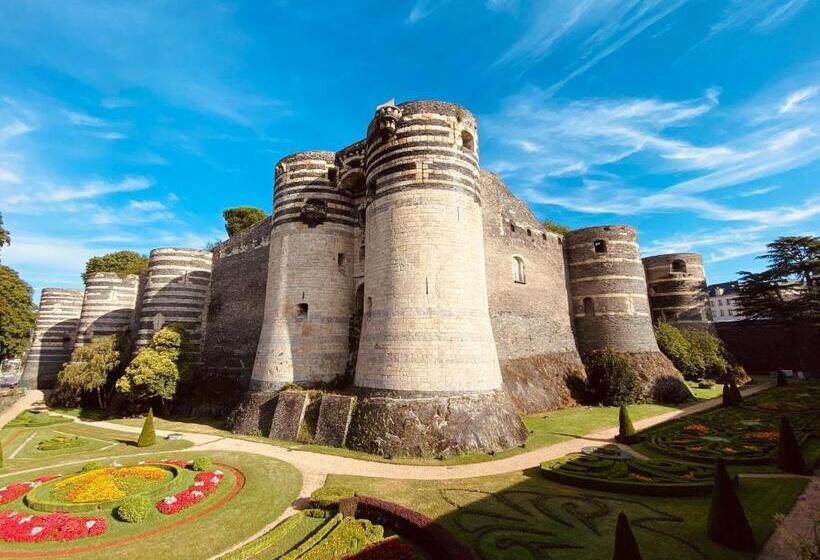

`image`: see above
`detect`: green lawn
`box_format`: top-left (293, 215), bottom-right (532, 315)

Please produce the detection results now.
top-left (325, 469), bottom-right (807, 560)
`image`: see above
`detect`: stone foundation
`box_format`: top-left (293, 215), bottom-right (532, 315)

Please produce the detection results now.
top-left (345, 390), bottom-right (527, 458)
top-left (315, 394), bottom-right (356, 447)
top-left (620, 351), bottom-right (690, 403)
top-left (228, 390), bottom-right (278, 436)
top-left (269, 390), bottom-right (310, 440)
top-left (501, 352), bottom-right (588, 414)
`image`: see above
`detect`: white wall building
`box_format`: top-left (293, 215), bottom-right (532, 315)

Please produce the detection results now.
top-left (708, 281), bottom-right (744, 322)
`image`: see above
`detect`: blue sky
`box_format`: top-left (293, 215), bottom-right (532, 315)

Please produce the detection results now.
top-left (1, 0), bottom-right (818, 297)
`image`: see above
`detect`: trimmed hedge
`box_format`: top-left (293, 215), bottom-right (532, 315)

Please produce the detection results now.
top-left (707, 458), bottom-right (755, 552)
top-left (192, 456), bottom-right (213, 472)
top-left (137, 408), bottom-right (156, 448)
top-left (311, 485), bottom-right (356, 509)
top-left (615, 405), bottom-right (637, 444)
top-left (777, 417), bottom-right (806, 474)
top-left (344, 535), bottom-right (420, 560)
top-left (339, 496), bottom-right (477, 560)
top-left (613, 512), bottom-right (643, 560)
top-left (115, 496), bottom-right (151, 523)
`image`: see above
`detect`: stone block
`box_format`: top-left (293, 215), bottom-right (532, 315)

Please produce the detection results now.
top-left (314, 394), bottom-right (356, 447)
top-left (269, 390), bottom-right (309, 441)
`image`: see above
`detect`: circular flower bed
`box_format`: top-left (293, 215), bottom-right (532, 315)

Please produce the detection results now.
top-left (0, 510), bottom-right (106, 543)
top-left (25, 464), bottom-right (178, 513)
top-left (0, 477), bottom-right (59, 505)
top-left (156, 470), bottom-right (224, 515)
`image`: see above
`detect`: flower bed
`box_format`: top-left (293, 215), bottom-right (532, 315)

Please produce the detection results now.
top-left (36, 435), bottom-right (86, 452)
top-left (156, 470), bottom-right (224, 515)
top-left (0, 477), bottom-right (59, 505)
top-left (0, 510), bottom-right (106, 542)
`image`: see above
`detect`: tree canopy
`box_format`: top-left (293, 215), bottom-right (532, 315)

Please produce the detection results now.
top-left (116, 324), bottom-right (190, 406)
top-left (0, 212), bottom-right (9, 254)
top-left (83, 251), bottom-right (148, 282)
top-left (0, 265), bottom-right (36, 361)
top-left (55, 335), bottom-right (124, 408)
top-left (223, 206), bottom-right (267, 237)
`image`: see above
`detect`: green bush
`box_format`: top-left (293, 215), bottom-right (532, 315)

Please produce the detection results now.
top-left (115, 496), bottom-right (152, 523)
top-left (192, 456), bottom-right (213, 471)
top-left (310, 486), bottom-right (356, 509)
top-left (777, 417), bottom-right (806, 474)
top-left (655, 322), bottom-right (745, 383)
top-left (707, 458), bottom-right (755, 552)
top-left (584, 349), bottom-right (637, 406)
top-left (615, 405), bottom-right (637, 444)
top-left (82, 462), bottom-right (103, 472)
top-left (613, 512), bottom-right (643, 560)
top-left (137, 408), bottom-right (156, 448)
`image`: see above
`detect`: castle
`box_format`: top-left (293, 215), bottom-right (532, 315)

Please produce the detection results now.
top-left (21, 100), bottom-right (714, 457)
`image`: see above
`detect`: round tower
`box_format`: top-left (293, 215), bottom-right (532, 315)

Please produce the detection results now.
top-left (642, 253), bottom-right (712, 328)
top-left (249, 151), bottom-right (357, 391)
top-left (135, 248), bottom-right (212, 356)
top-left (19, 288), bottom-right (84, 389)
top-left (347, 100), bottom-right (526, 456)
top-left (565, 225), bottom-right (687, 401)
top-left (76, 273), bottom-right (140, 346)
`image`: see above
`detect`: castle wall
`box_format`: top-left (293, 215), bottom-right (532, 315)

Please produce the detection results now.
top-left (135, 248), bottom-right (212, 357)
top-left (479, 170), bottom-right (586, 413)
top-left (200, 216), bottom-right (274, 389)
top-left (20, 288), bottom-right (84, 389)
top-left (643, 253), bottom-right (712, 328)
top-left (75, 273), bottom-right (139, 346)
top-left (250, 151), bottom-right (356, 391)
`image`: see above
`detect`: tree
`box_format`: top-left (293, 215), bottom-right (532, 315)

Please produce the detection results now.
top-left (0, 266), bottom-right (36, 362)
top-left (584, 349), bottom-right (637, 406)
top-left (116, 325), bottom-right (189, 410)
top-left (616, 405), bottom-right (637, 444)
top-left (707, 458), bottom-right (755, 552)
top-left (736, 236), bottom-right (820, 373)
top-left (0, 212), bottom-right (9, 254)
top-left (55, 335), bottom-right (124, 409)
top-left (613, 512), bottom-right (643, 560)
top-left (223, 206), bottom-right (266, 237)
top-left (542, 219), bottom-right (570, 236)
top-left (136, 407), bottom-right (156, 447)
top-left (83, 251), bottom-right (148, 282)
top-left (777, 417), bottom-right (806, 474)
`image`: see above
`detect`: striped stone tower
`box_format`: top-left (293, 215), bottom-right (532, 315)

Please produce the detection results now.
top-left (75, 273), bottom-right (140, 346)
top-left (347, 100), bottom-right (527, 456)
top-left (250, 151), bottom-right (357, 390)
top-left (565, 226), bottom-right (687, 401)
top-left (643, 253), bottom-right (712, 328)
top-left (19, 288), bottom-right (84, 389)
top-left (135, 248), bottom-right (212, 356)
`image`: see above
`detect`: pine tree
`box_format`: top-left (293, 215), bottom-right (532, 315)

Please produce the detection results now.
top-left (612, 512), bottom-right (642, 560)
top-left (616, 404), bottom-right (637, 444)
top-left (136, 407), bottom-right (156, 447)
top-left (707, 458), bottom-right (755, 552)
top-left (777, 417), bottom-right (805, 474)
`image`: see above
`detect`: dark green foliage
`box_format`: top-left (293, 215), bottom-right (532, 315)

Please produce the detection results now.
top-left (311, 485), bottom-right (356, 509)
top-left (0, 441), bottom-right (4, 468)
top-left (137, 407), bottom-right (156, 447)
top-left (0, 212), bottom-right (9, 251)
top-left (777, 417), bottom-right (806, 474)
top-left (115, 496), bottom-right (152, 523)
top-left (616, 405), bottom-right (637, 443)
top-left (584, 349), bottom-right (637, 406)
top-left (192, 456), bottom-right (213, 471)
top-left (0, 265), bottom-right (36, 361)
top-left (777, 370), bottom-right (787, 386)
top-left (542, 219), bottom-right (570, 236)
top-left (613, 512), bottom-right (642, 560)
top-left (707, 458), bottom-right (755, 552)
top-left (55, 334), bottom-right (124, 408)
top-left (37, 435), bottom-right (84, 451)
top-left (655, 322), bottom-right (743, 382)
top-left (729, 381), bottom-right (742, 403)
top-left (83, 250), bottom-right (148, 282)
top-left (722, 383), bottom-right (743, 407)
top-left (223, 206), bottom-right (266, 237)
top-left (117, 325), bottom-right (190, 404)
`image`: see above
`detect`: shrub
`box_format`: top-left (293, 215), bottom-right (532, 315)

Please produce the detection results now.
top-left (655, 322), bottom-right (704, 379)
top-left (0, 441), bottom-right (3, 468)
top-left (584, 349), bottom-right (637, 406)
top-left (613, 512), bottom-right (643, 560)
top-left (311, 485), bottom-right (355, 509)
top-left (115, 496), bottom-right (151, 523)
top-left (616, 405), bottom-right (637, 444)
top-left (777, 370), bottom-right (788, 386)
top-left (655, 322), bottom-right (744, 383)
top-left (345, 536), bottom-right (420, 560)
top-left (192, 456), bottom-right (213, 471)
top-left (117, 325), bottom-right (190, 406)
top-left (55, 334), bottom-right (125, 409)
top-left (82, 462), bottom-right (103, 472)
top-left (777, 417), bottom-right (806, 474)
top-left (729, 381), bottom-right (742, 403)
top-left (136, 408), bottom-right (156, 448)
top-left (707, 458), bottom-right (755, 552)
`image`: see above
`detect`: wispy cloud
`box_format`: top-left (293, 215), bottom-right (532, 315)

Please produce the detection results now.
top-left (407, 0), bottom-right (449, 24)
top-left (5, 176), bottom-right (152, 211)
top-left (65, 110), bottom-right (108, 127)
top-left (738, 185), bottom-right (781, 197)
top-left (779, 86), bottom-right (818, 114)
top-left (710, 0), bottom-right (810, 36)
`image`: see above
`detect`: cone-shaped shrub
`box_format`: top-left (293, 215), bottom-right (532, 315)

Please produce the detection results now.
top-left (136, 407), bottom-right (156, 447)
top-left (777, 417), bottom-right (805, 474)
top-left (612, 512), bottom-right (642, 560)
top-left (729, 381), bottom-right (742, 403)
top-left (616, 405), bottom-right (637, 444)
top-left (721, 383), bottom-right (733, 407)
top-left (776, 370), bottom-right (787, 386)
top-left (707, 458), bottom-right (755, 552)
top-left (0, 441), bottom-right (4, 468)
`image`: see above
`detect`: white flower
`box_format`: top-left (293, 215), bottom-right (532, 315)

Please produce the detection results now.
top-left (85, 520), bottom-right (96, 529)
top-left (214, 470), bottom-right (224, 476)
top-left (193, 481), bottom-right (204, 487)
top-left (18, 515), bottom-right (32, 524)
top-left (112, 462), bottom-right (122, 467)
top-left (191, 490), bottom-right (204, 498)
top-left (0, 486), bottom-right (7, 492)
top-left (30, 526), bottom-right (43, 535)
top-left (163, 496), bottom-right (177, 505)
top-left (6, 512), bottom-right (17, 518)
top-left (210, 477), bottom-right (220, 484)
top-left (138, 461), bottom-right (145, 465)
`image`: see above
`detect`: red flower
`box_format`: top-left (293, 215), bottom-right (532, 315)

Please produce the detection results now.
top-left (0, 510), bottom-right (106, 542)
top-left (156, 471), bottom-right (223, 515)
top-left (0, 476), bottom-right (59, 505)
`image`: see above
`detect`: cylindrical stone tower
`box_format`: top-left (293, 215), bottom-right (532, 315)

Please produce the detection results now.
top-left (565, 225), bottom-right (687, 401)
top-left (250, 151), bottom-right (356, 391)
top-left (347, 100), bottom-right (527, 456)
top-left (19, 288), bottom-right (84, 389)
top-left (642, 253), bottom-right (712, 328)
top-left (135, 248), bottom-right (212, 356)
top-left (75, 273), bottom-right (140, 346)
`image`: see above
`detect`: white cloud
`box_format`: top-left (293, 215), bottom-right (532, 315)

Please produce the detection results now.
top-left (4, 176), bottom-right (152, 211)
top-left (710, 0), bottom-right (810, 36)
top-left (65, 110), bottom-right (108, 127)
top-left (91, 131), bottom-right (128, 140)
top-left (0, 120), bottom-right (34, 141)
top-left (779, 87), bottom-right (818, 114)
top-left (407, 0), bottom-right (449, 24)
top-left (738, 185), bottom-right (780, 197)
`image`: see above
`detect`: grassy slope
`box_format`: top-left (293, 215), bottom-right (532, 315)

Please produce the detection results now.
top-left (326, 470), bottom-right (807, 560)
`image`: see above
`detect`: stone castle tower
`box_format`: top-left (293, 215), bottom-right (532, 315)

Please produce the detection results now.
top-left (643, 253), bottom-right (712, 328)
top-left (75, 273), bottom-right (140, 347)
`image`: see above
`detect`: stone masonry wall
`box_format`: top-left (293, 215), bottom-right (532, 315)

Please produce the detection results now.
top-left (643, 253), bottom-right (712, 328)
top-left (75, 273), bottom-right (140, 346)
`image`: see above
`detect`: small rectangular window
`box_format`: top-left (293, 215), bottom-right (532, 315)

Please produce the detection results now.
top-left (338, 253), bottom-right (346, 267)
top-left (296, 303), bottom-right (309, 318)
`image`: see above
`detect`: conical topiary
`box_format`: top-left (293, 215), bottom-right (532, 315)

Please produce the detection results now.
top-left (612, 512), bottom-right (642, 560)
top-left (616, 405), bottom-right (637, 444)
top-left (721, 383), bottom-right (733, 407)
top-left (707, 458), bottom-right (755, 552)
top-left (136, 407), bottom-right (156, 448)
top-left (0, 441), bottom-right (4, 468)
top-left (776, 370), bottom-right (787, 387)
top-left (777, 417), bottom-right (805, 474)
top-left (729, 381), bottom-right (742, 404)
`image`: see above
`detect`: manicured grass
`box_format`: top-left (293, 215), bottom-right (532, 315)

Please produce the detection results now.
top-left (325, 470), bottom-right (807, 559)
top-left (686, 380), bottom-right (723, 400)
top-left (0, 450), bottom-right (301, 560)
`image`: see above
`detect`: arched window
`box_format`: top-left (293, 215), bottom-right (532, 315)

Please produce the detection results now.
top-left (593, 239), bottom-right (607, 253)
top-left (583, 297), bottom-right (595, 316)
top-left (461, 130), bottom-right (475, 152)
top-left (295, 303), bottom-right (309, 318)
top-left (671, 259), bottom-right (687, 273)
top-left (512, 256), bottom-right (526, 284)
